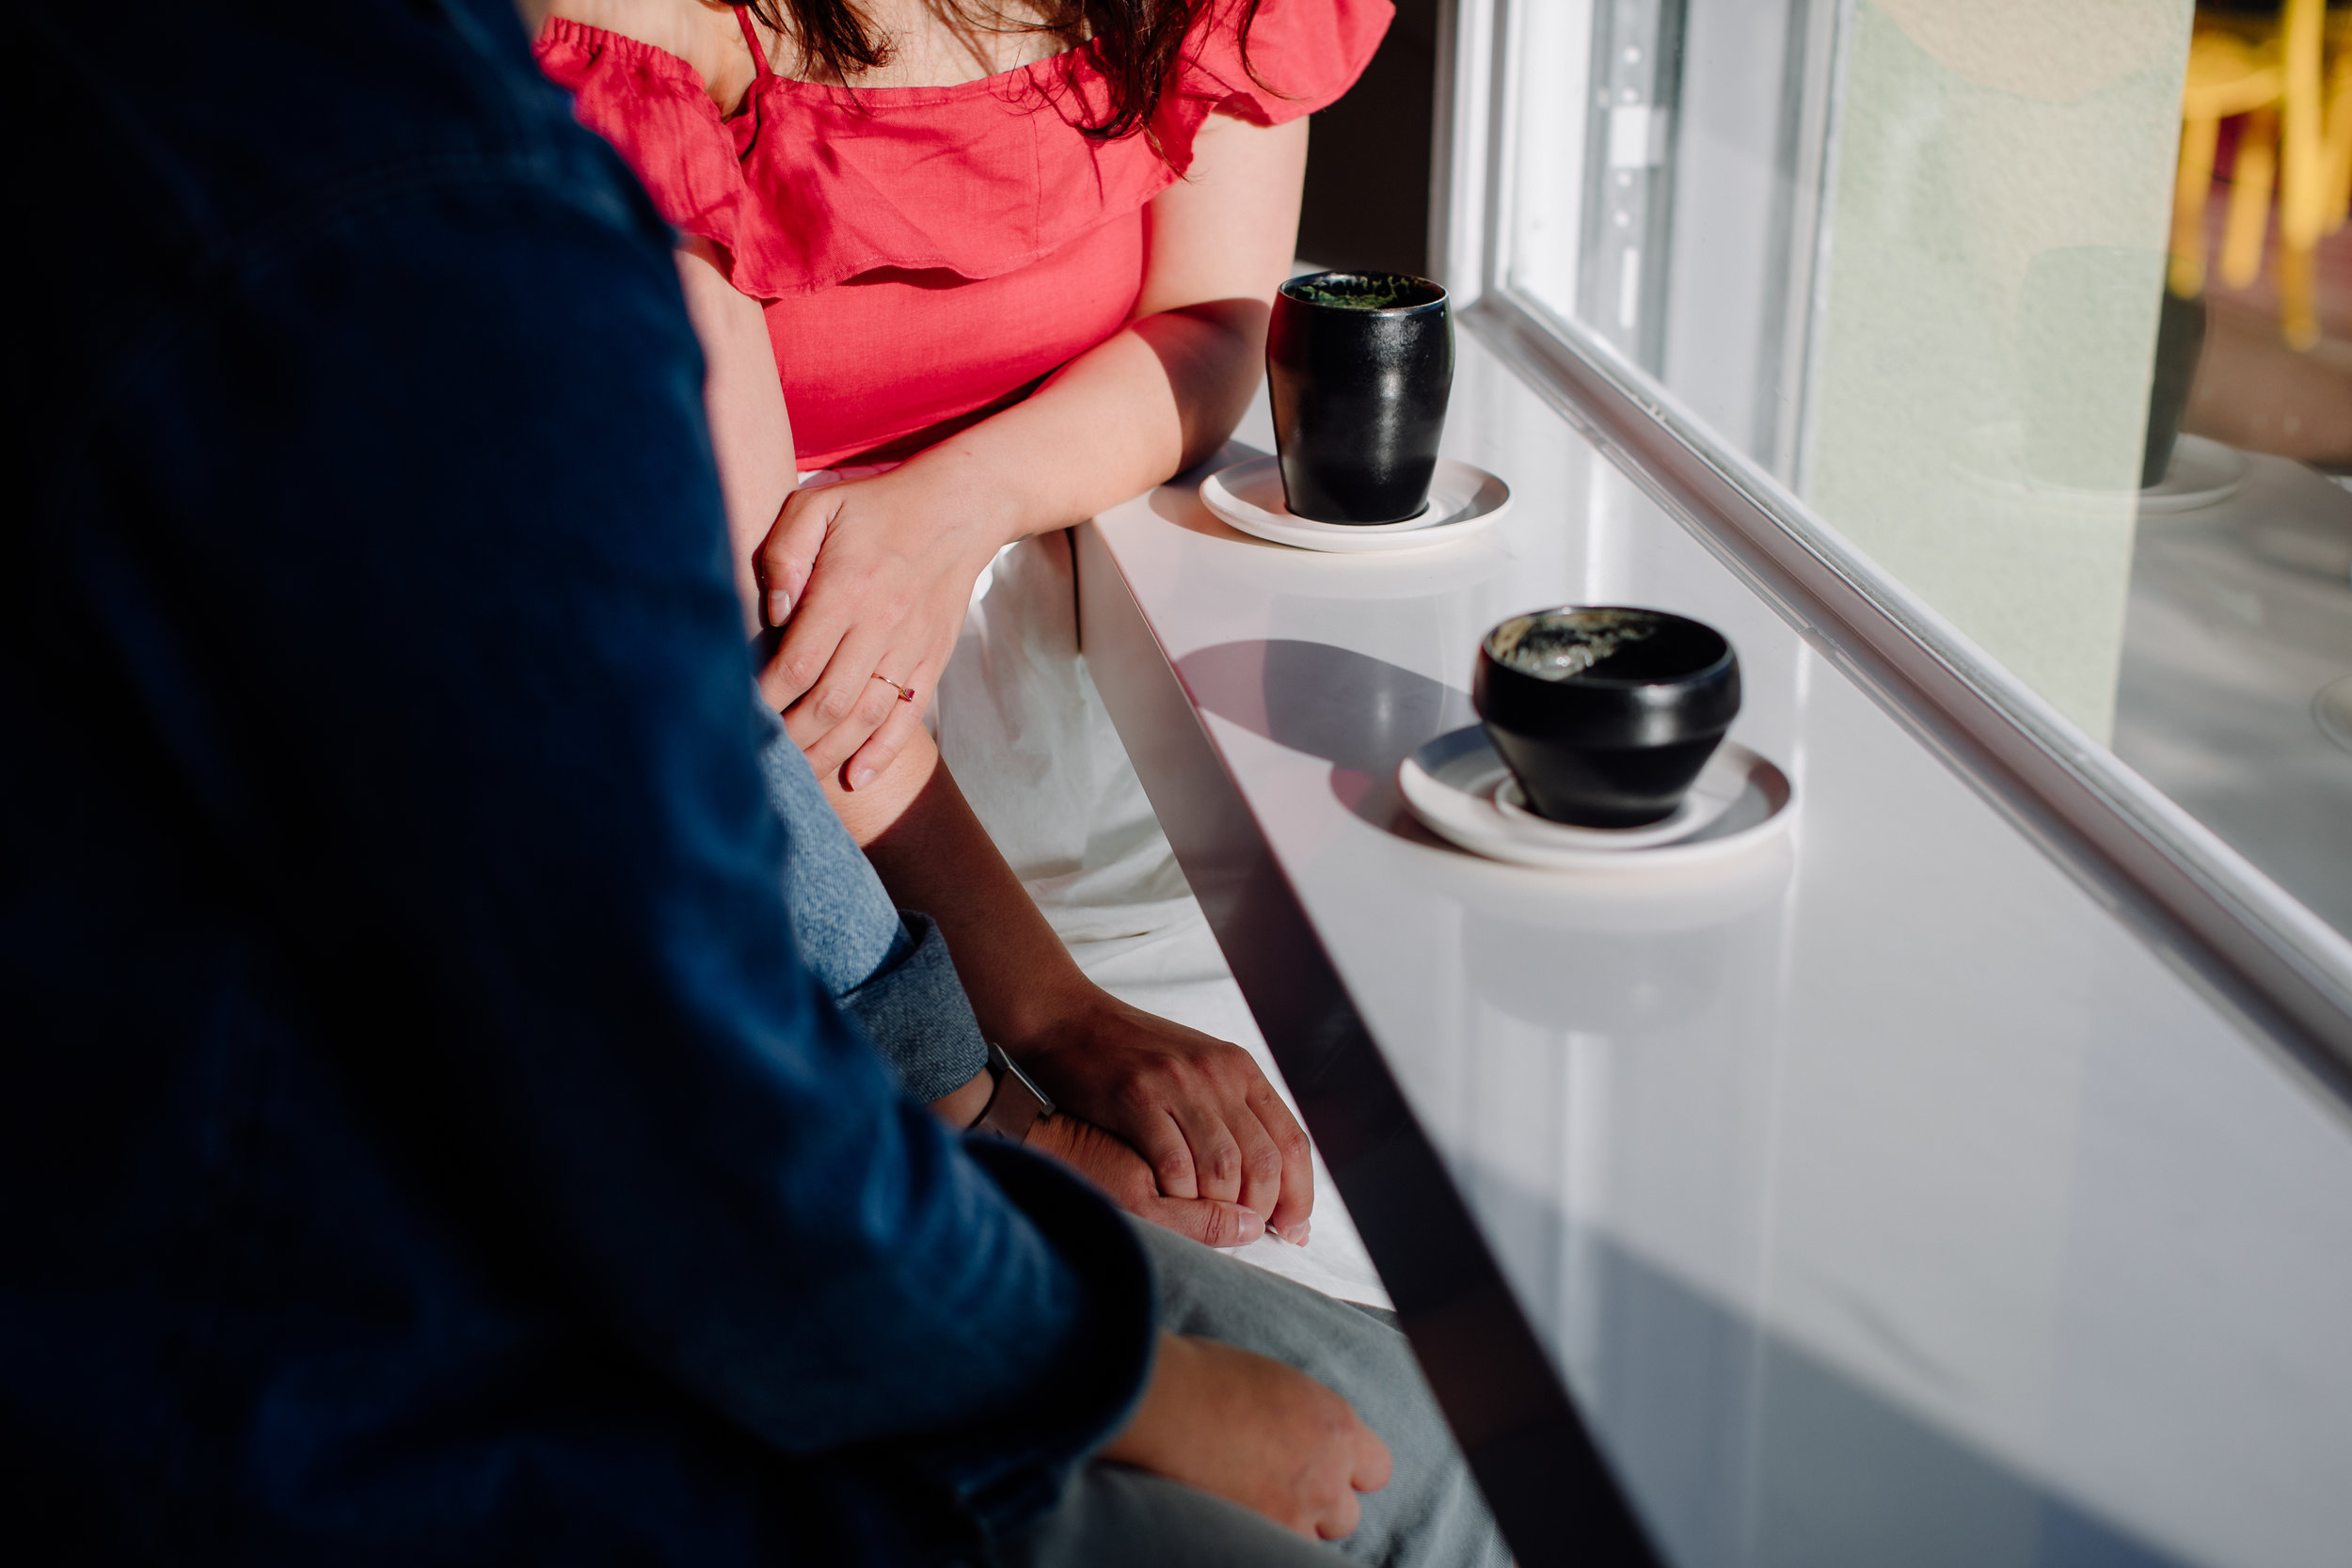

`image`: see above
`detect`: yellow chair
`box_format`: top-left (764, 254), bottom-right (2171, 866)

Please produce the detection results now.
top-left (2169, 0), bottom-right (2352, 349)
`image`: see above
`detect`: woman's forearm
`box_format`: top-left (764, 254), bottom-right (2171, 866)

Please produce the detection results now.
top-left (820, 729), bottom-right (1098, 1050)
top-left (869, 109), bottom-right (1309, 556)
top-left (929, 1069), bottom-right (993, 1128)
top-left (674, 237), bottom-right (796, 624)
top-left (886, 301), bottom-right (1267, 555)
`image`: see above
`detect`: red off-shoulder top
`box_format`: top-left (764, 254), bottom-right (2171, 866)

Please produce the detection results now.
top-left (537, 1), bottom-right (1390, 467)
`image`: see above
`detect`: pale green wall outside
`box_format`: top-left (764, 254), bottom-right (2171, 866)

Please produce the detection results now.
top-left (1804, 1), bottom-right (2196, 740)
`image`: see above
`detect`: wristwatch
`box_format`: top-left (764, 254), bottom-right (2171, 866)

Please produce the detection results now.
top-left (972, 1041), bottom-right (1056, 1143)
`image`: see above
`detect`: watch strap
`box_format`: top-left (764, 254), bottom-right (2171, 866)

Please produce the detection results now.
top-left (972, 1042), bottom-right (1055, 1143)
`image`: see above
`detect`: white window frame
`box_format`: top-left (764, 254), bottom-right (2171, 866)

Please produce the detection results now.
top-left (1427, 0), bottom-right (2352, 1091)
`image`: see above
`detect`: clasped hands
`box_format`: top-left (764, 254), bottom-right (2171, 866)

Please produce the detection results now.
top-left (1026, 992), bottom-right (1316, 1248)
top-left (937, 990), bottom-right (1316, 1253)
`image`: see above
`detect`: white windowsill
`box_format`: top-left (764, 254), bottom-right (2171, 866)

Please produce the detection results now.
top-left (1075, 324), bottom-right (2352, 1568)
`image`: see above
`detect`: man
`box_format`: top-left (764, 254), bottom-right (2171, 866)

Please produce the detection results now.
top-left (2, 1), bottom-right (1501, 1562)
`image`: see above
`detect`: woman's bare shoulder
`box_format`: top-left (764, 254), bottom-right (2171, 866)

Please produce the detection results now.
top-left (544, 0), bottom-right (740, 88)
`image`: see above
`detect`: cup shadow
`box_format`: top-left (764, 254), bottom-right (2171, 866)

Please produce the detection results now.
top-left (1173, 639), bottom-right (1478, 838)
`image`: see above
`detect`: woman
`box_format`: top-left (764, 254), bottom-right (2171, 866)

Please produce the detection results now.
top-left (540, 0), bottom-right (1391, 1300)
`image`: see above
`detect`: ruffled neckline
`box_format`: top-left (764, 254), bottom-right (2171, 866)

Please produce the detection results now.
top-left (747, 38), bottom-right (1105, 110)
top-left (539, 15), bottom-right (1104, 117)
top-left (538, 0), bottom-right (1392, 295)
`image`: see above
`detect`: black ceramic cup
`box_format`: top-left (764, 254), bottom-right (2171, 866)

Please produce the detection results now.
top-left (1471, 607), bottom-right (1741, 828)
top-left (1265, 271), bottom-right (1453, 524)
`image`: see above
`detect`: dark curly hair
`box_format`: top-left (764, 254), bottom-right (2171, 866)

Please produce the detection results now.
top-left (733, 0), bottom-right (1264, 143)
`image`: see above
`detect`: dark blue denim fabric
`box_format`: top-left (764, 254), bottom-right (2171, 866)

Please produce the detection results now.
top-left (2, 1), bottom-right (1152, 1560)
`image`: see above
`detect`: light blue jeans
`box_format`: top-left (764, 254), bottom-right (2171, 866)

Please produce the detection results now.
top-left (754, 702), bottom-right (987, 1101)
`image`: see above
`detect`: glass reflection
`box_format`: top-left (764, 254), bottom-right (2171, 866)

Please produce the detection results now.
top-left (1499, 0), bottom-right (2352, 938)
top-left (1445, 854), bottom-right (1790, 1567)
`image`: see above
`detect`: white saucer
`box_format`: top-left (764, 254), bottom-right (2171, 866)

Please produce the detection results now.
top-left (1398, 726), bottom-right (1796, 870)
top-left (2140, 435), bottom-right (2252, 514)
top-left (1200, 456), bottom-right (1510, 553)
top-left (1492, 774), bottom-right (1710, 848)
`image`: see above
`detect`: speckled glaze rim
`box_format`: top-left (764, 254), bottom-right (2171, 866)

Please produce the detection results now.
top-left (1479, 606), bottom-right (1736, 692)
top-left (1279, 270), bottom-right (1449, 316)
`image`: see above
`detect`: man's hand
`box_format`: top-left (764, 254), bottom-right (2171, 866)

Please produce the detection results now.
top-left (1026, 1112), bottom-right (1265, 1249)
top-left (1104, 1333), bottom-right (1391, 1540)
top-left (1015, 997), bottom-right (1315, 1244)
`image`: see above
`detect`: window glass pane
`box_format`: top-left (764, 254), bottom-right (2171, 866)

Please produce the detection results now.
top-left (1500, 0), bottom-right (2352, 939)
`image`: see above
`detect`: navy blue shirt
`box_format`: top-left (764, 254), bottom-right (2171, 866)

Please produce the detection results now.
top-left (2, 1), bottom-right (1152, 1560)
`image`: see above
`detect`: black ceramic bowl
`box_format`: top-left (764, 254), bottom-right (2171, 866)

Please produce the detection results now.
top-left (1265, 271), bottom-right (1453, 524)
top-left (1471, 607), bottom-right (1741, 828)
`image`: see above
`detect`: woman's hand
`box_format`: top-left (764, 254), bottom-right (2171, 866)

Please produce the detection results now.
top-left (756, 457), bottom-right (1014, 789)
top-left (1104, 1333), bottom-right (1391, 1541)
top-left (928, 1067), bottom-right (1267, 1250)
top-left (1026, 1111), bottom-right (1268, 1250)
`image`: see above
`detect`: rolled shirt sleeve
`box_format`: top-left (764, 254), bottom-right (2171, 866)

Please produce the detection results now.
top-left (755, 702), bottom-right (992, 1102)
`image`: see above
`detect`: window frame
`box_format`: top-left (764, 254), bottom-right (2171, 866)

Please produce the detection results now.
top-left (1428, 0), bottom-right (2352, 1093)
